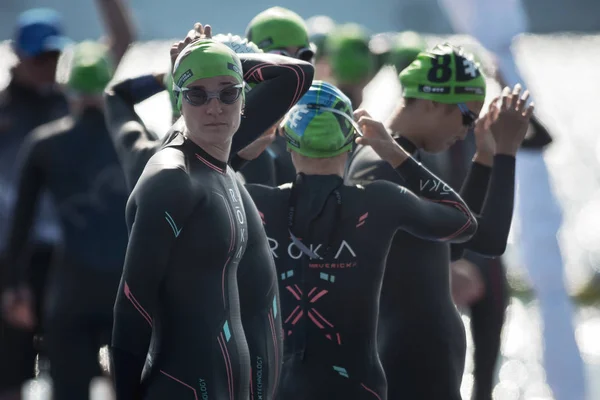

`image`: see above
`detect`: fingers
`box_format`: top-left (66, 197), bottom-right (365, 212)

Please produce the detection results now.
top-left (353, 108), bottom-right (371, 121)
top-left (515, 89), bottom-right (530, 112)
top-left (524, 102), bottom-right (535, 118)
top-left (500, 86), bottom-right (511, 111)
top-left (204, 25), bottom-right (212, 39)
top-left (355, 136), bottom-right (371, 146)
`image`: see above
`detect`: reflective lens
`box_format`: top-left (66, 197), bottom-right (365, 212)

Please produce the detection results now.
top-left (182, 84), bottom-right (243, 106)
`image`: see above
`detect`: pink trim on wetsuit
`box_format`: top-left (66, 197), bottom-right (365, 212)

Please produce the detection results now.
top-left (284, 305), bottom-right (301, 324)
top-left (244, 63), bottom-right (307, 110)
top-left (214, 191), bottom-right (236, 308)
top-left (360, 383), bottom-right (382, 400)
top-left (268, 310), bottom-right (280, 397)
top-left (357, 212), bottom-right (369, 228)
top-left (195, 153), bottom-right (225, 174)
top-left (124, 282), bottom-right (152, 326)
top-left (309, 289), bottom-right (328, 303)
top-left (286, 285), bottom-right (301, 300)
top-left (217, 332), bottom-right (234, 400)
top-left (310, 308), bottom-right (334, 328)
top-left (431, 199), bottom-right (474, 240)
top-left (159, 370), bottom-right (199, 400)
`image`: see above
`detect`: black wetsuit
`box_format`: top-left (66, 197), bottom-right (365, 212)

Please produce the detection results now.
top-left (445, 136), bottom-right (510, 400)
top-left (0, 76), bottom-right (68, 391)
top-left (240, 135), bottom-right (295, 187)
top-left (106, 53), bottom-right (313, 399)
top-left (3, 107), bottom-right (129, 399)
top-left (245, 156), bottom-right (477, 400)
top-left (346, 136), bottom-right (516, 400)
top-left (114, 134), bottom-right (253, 399)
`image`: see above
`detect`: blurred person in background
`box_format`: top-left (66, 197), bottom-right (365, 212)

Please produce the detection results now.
top-left (0, 10), bottom-right (71, 399)
top-left (321, 23), bottom-right (376, 109)
top-left (346, 44), bottom-right (532, 400)
top-left (305, 14), bottom-right (336, 81)
top-left (2, 41), bottom-right (130, 400)
top-left (0, 2), bottom-right (133, 399)
top-left (241, 6), bottom-right (315, 187)
top-left (437, 0), bottom-right (587, 398)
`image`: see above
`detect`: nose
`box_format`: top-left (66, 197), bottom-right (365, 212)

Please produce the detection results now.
top-left (205, 97), bottom-right (222, 115)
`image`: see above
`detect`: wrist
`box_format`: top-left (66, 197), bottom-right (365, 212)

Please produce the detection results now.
top-left (473, 151), bottom-right (494, 167)
top-left (388, 142), bottom-right (410, 169)
top-left (495, 143), bottom-right (519, 156)
top-left (154, 73), bottom-right (166, 87)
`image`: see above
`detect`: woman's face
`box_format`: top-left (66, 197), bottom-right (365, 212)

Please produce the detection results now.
top-left (181, 75), bottom-right (244, 145)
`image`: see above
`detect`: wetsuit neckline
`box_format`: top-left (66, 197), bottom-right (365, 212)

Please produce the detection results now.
top-left (394, 136), bottom-right (418, 155)
top-left (182, 134), bottom-right (228, 173)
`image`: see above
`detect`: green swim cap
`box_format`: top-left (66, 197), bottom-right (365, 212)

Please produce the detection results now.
top-left (246, 7), bottom-right (310, 52)
top-left (172, 39), bottom-right (243, 110)
top-left (325, 24), bottom-right (375, 85)
top-left (283, 81), bottom-right (356, 158)
top-left (388, 31), bottom-right (427, 73)
top-left (67, 41), bottom-right (113, 94)
top-left (400, 43), bottom-right (486, 104)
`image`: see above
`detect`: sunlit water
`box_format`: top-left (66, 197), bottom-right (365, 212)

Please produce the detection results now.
top-left (2, 34), bottom-right (599, 399)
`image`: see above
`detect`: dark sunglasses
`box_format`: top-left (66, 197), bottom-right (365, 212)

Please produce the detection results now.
top-left (268, 47), bottom-right (314, 62)
top-left (179, 84), bottom-right (243, 107)
top-left (457, 103), bottom-right (478, 129)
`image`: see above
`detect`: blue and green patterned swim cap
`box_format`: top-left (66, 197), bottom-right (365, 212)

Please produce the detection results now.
top-left (283, 80), bottom-right (358, 158)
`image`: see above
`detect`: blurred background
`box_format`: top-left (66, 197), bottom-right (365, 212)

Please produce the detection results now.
top-left (1, 1), bottom-right (600, 399)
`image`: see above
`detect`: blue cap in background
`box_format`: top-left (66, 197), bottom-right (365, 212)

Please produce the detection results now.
top-left (13, 8), bottom-right (72, 58)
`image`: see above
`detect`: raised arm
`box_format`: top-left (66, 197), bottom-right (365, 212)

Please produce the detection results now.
top-left (381, 156), bottom-right (477, 242)
top-left (104, 75), bottom-right (164, 190)
top-left (232, 52), bottom-right (314, 155)
top-left (455, 88), bottom-right (532, 257)
top-left (95, 0), bottom-right (136, 65)
top-left (111, 163), bottom-right (194, 399)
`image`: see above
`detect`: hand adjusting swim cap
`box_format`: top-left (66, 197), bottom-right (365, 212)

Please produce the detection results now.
top-left (283, 80), bottom-right (361, 158)
top-left (67, 41), bottom-right (113, 94)
top-left (400, 43), bottom-right (486, 104)
top-left (172, 39), bottom-right (243, 110)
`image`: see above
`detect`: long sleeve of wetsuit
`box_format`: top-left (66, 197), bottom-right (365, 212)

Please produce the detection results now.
top-left (112, 163), bottom-right (196, 399)
top-left (449, 161), bottom-right (492, 261)
top-left (457, 154), bottom-right (516, 257)
top-left (376, 156), bottom-right (477, 242)
top-left (104, 75), bottom-right (163, 191)
top-left (459, 161), bottom-right (492, 213)
top-left (2, 134), bottom-right (45, 287)
top-left (232, 53), bottom-right (314, 156)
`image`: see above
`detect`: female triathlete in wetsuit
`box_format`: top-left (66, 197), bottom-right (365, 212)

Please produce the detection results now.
top-left (244, 81), bottom-right (477, 399)
top-left (110, 38), bottom-right (313, 399)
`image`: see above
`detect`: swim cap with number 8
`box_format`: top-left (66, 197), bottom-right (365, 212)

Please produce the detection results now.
top-left (399, 43), bottom-right (486, 104)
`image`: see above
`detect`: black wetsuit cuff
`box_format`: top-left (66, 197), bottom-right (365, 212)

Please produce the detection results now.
top-left (493, 154), bottom-right (516, 165)
top-left (115, 75), bottom-right (165, 105)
